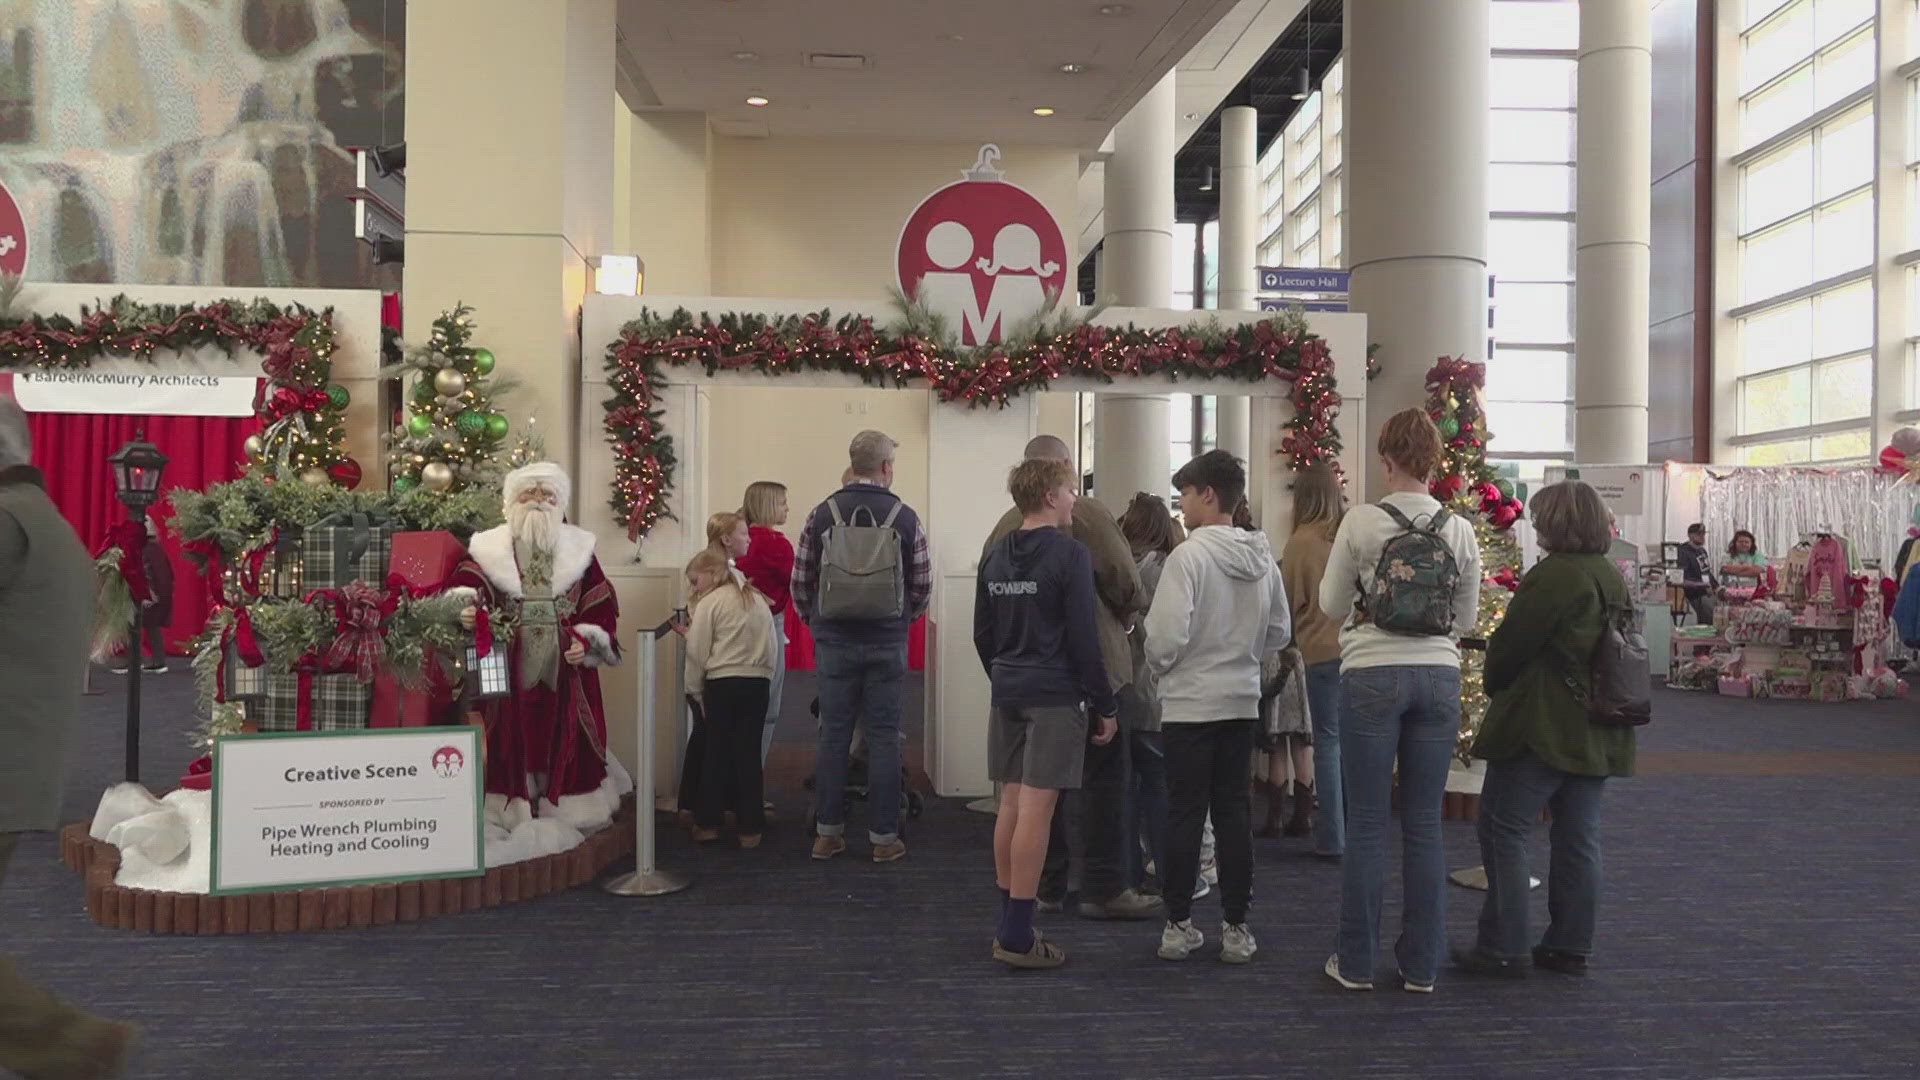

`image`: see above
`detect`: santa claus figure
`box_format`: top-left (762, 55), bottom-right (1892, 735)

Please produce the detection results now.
top-left (449, 462), bottom-right (629, 833)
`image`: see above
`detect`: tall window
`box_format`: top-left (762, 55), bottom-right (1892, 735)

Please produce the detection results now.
top-left (1254, 58), bottom-right (1345, 270)
top-left (1487, 0), bottom-right (1578, 479)
top-left (1728, 0), bottom-right (1876, 465)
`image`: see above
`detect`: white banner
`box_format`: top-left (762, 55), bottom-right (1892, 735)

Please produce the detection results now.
top-left (211, 728), bottom-right (484, 895)
top-left (1574, 465), bottom-right (1648, 516)
top-left (7, 368), bottom-right (260, 417)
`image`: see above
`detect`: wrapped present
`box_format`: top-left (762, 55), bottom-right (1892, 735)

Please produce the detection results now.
top-left (253, 669), bottom-right (371, 732)
top-left (389, 531), bottom-right (470, 591)
top-left (1717, 676), bottom-right (1752, 697)
top-left (302, 512), bottom-right (394, 592)
top-left (370, 670), bottom-right (434, 728)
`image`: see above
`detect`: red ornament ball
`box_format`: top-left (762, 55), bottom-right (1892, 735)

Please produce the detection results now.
top-left (328, 457), bottom-right (363, 490)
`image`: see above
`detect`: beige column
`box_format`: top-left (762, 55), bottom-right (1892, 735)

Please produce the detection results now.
top-left (1574, 0), bottom-right (1652, 463)
top-left (1215, 104), bottom-right (1257, 463)
top-left (1095, 73), bottom-right (1176, 504)
top-left (1345, 0), bottom-right (1490, 496)
top-left (403, 0), bottom-right (615, 500)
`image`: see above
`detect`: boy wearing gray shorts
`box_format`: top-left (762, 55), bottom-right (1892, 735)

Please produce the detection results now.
top-left (974, 458), bottom-right (1118, 969)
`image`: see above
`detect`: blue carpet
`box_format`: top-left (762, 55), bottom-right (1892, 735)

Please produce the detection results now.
top-left (7, 673), bottom-right (1920, 1078)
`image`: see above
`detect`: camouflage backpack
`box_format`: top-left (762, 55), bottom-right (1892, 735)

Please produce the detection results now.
top-left (1362, 503), bottom-right (1460, 636)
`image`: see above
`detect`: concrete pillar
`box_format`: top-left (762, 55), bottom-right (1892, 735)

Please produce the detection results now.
top-left (403, 0), bottom-right (615, 498)
top-left (1574, 0), bottom-right (1652, 464)
top-left (1215, 104), bottom-right (1257, 464)
top-left (1095, 73), bottom-right (1176, 503)
top-left (1345, 0), bottom-right (1489, 497)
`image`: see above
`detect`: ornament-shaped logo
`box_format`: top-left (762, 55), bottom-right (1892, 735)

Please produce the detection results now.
top-left (0, 178), bottom-right (27, 279)
top-left (896, 145), bottom-right (1068, 346)
top-left (431, 746), bottom-right (465, 778)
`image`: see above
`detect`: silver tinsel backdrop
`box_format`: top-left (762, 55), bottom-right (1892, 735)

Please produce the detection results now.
top-left (1700, 467), bottom-right (1920, 571)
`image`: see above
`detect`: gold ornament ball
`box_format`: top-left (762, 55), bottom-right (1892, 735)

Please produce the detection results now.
top-left (243, 434), bottom-right (266, 460)
top-left (421, 462), bottom-right (456, 491)
top-left (434, 368), bottom-right (468, 397)
top-left (299, 467), bottom-right (331, 486)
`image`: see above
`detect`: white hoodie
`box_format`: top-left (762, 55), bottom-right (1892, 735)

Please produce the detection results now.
top-left (1144, 525), bottom-right (1292, 724)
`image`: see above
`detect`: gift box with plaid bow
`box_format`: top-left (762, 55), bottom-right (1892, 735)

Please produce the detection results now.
top-left (253, 670), bottom-right (372, 732)
top-left (302, 512), bottom-right (394, 591)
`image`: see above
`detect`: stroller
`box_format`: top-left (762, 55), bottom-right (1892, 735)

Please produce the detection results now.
top-left (802, 696), bottom-right (926, 836)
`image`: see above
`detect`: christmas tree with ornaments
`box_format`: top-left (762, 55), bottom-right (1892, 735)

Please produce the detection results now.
top-left (386, 303), bottom-right (514, 493)
top-left (1424, 355), bottom-right (1527, 758)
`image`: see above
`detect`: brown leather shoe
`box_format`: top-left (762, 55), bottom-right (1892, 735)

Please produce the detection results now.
top-left (871, 839), bottom-right (907, 863)
top-left (50, 1018), bottom-right (138, 1080)
top-left (737, 833), bottom-right (763, 849)
top-left (811, 835), bottom-right (847, 860)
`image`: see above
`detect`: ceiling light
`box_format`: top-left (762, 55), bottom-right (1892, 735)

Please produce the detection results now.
top-left (1184, 112), bottom-right (1200, 121)
top-left (1032, 106), bottom-right (1056, 117)
top-left (1198, 166), bottom-right (1214, 192)
top-left (1290, 67), bottom-right (1311, 101)
top-left (1059, 62), bottom-right (1087, 74)
top-left (1098, 3), bottom-right (1132, 15)
top-left (731, 50), bottom-right (759, 62)
top-left (746, 94), bottom-right (770, 107)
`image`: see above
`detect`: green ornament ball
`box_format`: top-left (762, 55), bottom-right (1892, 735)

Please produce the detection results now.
top-left (413, 379), bottom-right (436, 403)
top-left (455, 411), bottom-right (487, 438)
top-left (407, 413), bottom-right (433, 437)
top-left (484, 413), bottom-right (509, 440)
top-left (393, 475), bottom-right (418, 494)
top-left (1439, 416), bottom-right (1461, 439)
top-left (326, 384), bottom-right (350, 410)
top-left (471, 348), bottom-right (496, 376)
top-left (1495, 478), bottom-right (1514, 499)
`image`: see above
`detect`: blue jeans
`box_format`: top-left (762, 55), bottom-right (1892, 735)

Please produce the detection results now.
top-left (1475, 749), bottom-right (1607, 961)
top-left (812, 638), bottom-right (907, 844)
top-left (1125, 728), bottom-right (1168, 891)
top-left (1305, 660), bottom-right (1344, 856)
top-left (1335, 664), bottom-right (1461, 987)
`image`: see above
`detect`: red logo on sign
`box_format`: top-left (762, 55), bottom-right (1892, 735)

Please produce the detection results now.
top-left (896, 145), bottom-right (1068, 346)
top-left (0, 178), bottom-right (25, 279)
top-left (431, 746), bottom-right (465, 778)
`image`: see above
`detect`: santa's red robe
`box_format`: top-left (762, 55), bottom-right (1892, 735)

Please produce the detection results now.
top-left (448, 523), bottom-right (621, 818)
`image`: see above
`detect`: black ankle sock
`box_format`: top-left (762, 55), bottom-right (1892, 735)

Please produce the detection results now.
top-left (998, 898), bottom-right (1036, 953)
top-left (996, 887), bottom-right (1010, 920)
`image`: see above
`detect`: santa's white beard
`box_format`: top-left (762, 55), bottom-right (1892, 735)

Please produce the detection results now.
top-left (509, 503), bottom-right (562, 553)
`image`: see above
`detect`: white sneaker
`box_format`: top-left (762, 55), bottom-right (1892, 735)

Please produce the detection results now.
top-left (1325, 954), bottom-right (1374, 991)
top-left (1200, 858), bottom-right (1219, 887)
top-left (1158, 919), bottom-right (1205, 961)
top-left (1220, 922), bottom-right (1257, 964)
top-left (1191, 877), bottom-right (1211, 901)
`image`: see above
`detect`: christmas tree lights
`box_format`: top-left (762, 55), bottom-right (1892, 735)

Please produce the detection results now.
top-left (385, 304), bottom-right (512, 493)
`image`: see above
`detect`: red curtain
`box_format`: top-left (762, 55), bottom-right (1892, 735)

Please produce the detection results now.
top-left (27, 413), bottom-right (259, 655)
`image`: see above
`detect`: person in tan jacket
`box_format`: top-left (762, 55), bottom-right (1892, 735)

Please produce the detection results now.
top-left (1280, 462), bottom-right (1347, 859)
top-left (683, 549), bottom-right (776, 848)
top-left (983, 435), bottom-right (1158, 921)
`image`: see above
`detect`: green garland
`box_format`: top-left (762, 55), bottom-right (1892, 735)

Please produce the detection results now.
top-left (170, 473), bottom-right (505, 572)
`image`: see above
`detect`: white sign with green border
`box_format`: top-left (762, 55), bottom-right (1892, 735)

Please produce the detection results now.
top-left (211, 727), bottom-right (485, 896)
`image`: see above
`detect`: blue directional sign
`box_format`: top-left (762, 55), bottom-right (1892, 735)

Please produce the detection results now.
top-left (1257, 267), bottom-right (1350, 293)
top-left (1258, 298), bottom-right (1348, 312)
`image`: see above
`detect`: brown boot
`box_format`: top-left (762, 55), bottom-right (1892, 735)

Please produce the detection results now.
top-left (1282, 782), bottom-right (1314, 838)
top-left (1258, 781), bottom-right (1287, 838)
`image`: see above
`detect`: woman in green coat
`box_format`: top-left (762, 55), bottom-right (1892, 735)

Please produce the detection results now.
top-left (1454, 480), bottom-right (1637, 979)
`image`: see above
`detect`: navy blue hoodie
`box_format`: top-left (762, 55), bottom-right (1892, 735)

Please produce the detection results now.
top-left (973, 526), bottom-right (1117, 717)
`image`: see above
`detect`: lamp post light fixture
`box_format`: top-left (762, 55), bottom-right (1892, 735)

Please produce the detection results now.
top-left (108, 432), bottom-right (168, 784)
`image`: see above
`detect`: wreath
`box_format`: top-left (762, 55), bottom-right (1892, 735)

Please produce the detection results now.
top-left (0, 294), bottom-right (353, 482)
top-left (602, 305), bottom-right (1346, 539)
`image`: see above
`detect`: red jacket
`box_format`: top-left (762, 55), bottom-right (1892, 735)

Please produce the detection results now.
top-left (739, 525), bottom-right (795, 617)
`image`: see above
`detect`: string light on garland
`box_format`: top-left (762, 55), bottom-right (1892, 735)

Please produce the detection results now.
top-left (602, 304), bottom-right (1347, 538)
top-left (384, 303), bottom-right (512, 493)
top-left (1425, 355), bottom-right (1526, 759)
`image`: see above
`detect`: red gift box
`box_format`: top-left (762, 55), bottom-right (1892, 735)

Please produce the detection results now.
top-left (370, 671), bottom-right (434, 728)
top-left (388, 531), bottom-right (469, 591)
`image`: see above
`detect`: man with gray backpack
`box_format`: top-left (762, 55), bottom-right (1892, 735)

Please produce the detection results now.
top-left (792, 430), bottom-right (932, 863)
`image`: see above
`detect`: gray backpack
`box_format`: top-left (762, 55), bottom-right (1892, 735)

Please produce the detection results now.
top-left (816, 498), bottom-right (905, 621)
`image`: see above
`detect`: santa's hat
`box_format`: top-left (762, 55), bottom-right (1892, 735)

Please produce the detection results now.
top-left (504, 461), bottom-right (571, 516)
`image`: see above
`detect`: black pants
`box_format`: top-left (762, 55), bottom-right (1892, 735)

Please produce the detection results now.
top-left (1040, 721), bottom-right (1129, 904)
top-left (695, 677), bottom-right (770, 834)
top-left (1163, 720), bottom-right (1257, 925)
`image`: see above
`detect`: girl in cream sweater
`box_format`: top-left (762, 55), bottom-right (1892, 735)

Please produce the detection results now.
top-left (684, 548), bottom-right (776, 847)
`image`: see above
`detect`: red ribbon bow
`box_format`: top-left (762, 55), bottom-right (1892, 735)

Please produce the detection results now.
top-left (315, 581), bottom-right (400, 683)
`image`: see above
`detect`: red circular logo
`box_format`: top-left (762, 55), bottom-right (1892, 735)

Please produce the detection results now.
top-left (896, 146), bottom-right (1068, 346)
top-left (431, 746), bottom-right (465, 778)
top-left (0, 178), bottom-right (26, 279)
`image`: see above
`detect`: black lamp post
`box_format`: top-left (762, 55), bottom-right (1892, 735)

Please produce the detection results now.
top-left (108, 433), bottom-right (168, 784)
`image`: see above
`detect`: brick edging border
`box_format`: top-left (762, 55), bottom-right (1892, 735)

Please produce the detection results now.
top-left (59, 800), bottom-right (638, 934)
